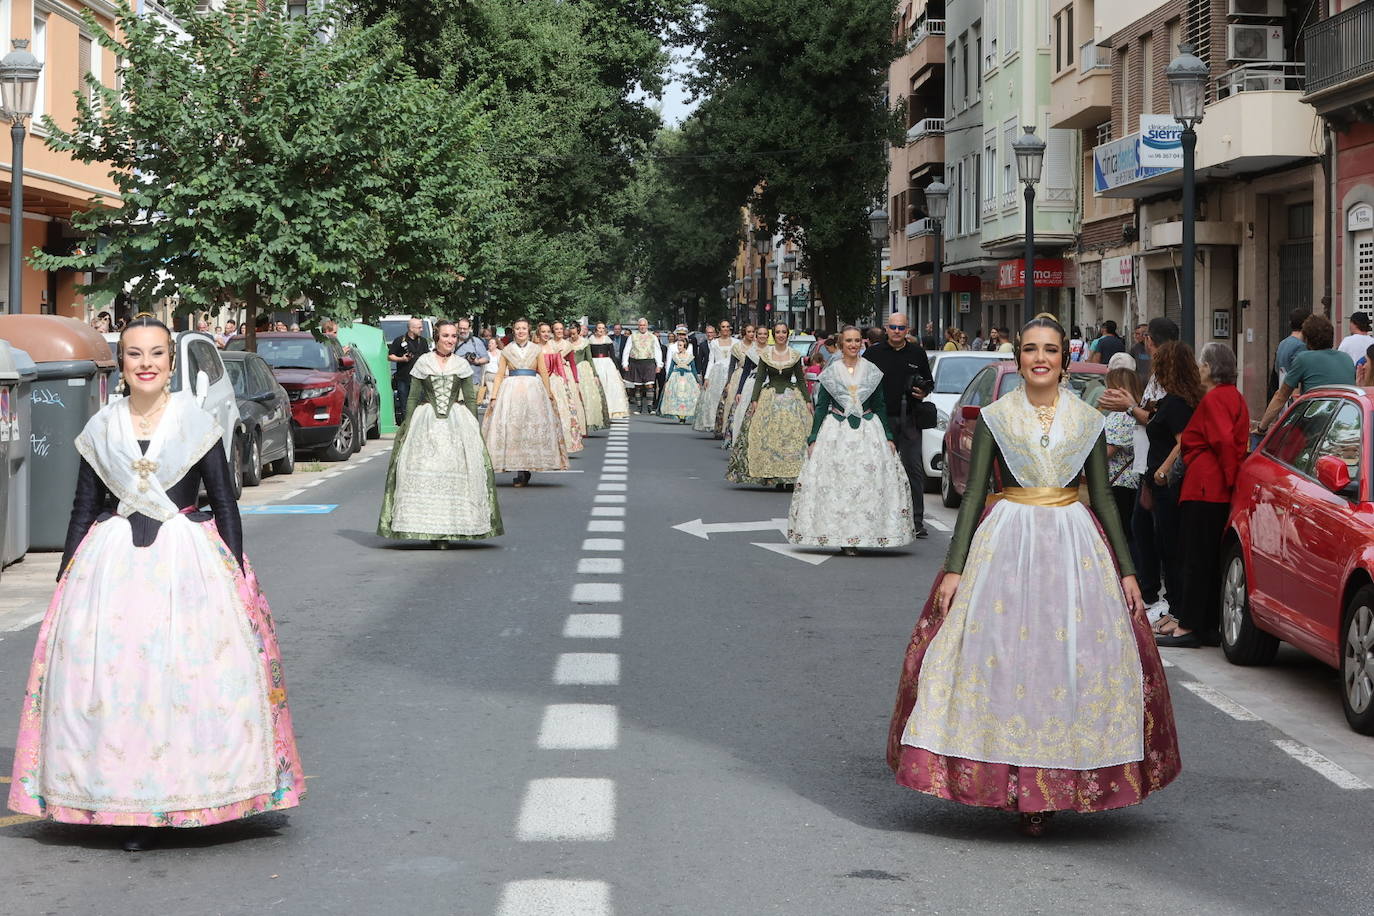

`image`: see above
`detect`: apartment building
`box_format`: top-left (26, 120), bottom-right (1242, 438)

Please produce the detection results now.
top-left (1082, 0), bottom-right (1321, 411)
top-left (0, 0), bottom-right (121, 316)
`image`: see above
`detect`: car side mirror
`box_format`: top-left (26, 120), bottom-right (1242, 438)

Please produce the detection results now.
top-left (1315, 454), bottom-right (1352, 495)
top-left (252, 391), bottom-right (276, 404)
top-left (961, 404), bottom-right (981, 421)
top-left (340, 356), bottom-right (356, 370)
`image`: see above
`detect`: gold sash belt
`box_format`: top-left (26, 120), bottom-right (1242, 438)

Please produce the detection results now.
top-left (986, 486), bottom-right (1081, 508)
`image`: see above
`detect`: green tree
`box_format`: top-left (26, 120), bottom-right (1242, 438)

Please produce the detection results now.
top-left (684, 0), bottom-right (900, 326)
top-left (33, 0), bottom-right (499, 342)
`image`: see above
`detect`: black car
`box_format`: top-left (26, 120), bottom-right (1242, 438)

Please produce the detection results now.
top-left (347, 344), bottom-right (382, 440)
top-left (222, 350), bottom-right (295, 489)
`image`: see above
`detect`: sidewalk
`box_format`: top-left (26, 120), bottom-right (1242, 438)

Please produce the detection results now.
top-left (0, 438), bottom-right (393, 635)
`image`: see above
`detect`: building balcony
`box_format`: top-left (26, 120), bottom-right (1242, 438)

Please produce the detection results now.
top-left (1049, 41), bottom-right (1112, 130)
top-left (1092, 63), bottom-right (1319, 199)
top-left (904, 19), bottom-right (946, 80)
top-left (901, 118), bottom-right (945, 177)
top-left (1304, 1), bottom-right (1374, 123)
top-left (890, 229), bottom-right (938, 272)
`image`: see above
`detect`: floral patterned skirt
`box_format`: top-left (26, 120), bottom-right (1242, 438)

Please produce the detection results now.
top-left (786, 414), bottom-right (914, 547)
top-left (659, 367), bottom-right (700, 419)
top-left (483, 376), bottom-right (568, 472)
top-left (9, 517), bottom-right (305, 827)
top-left (726, 387), bottom-right (810, 485)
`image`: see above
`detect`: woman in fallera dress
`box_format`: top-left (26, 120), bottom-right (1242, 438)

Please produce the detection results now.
top-left (659, 332), bottom-right (701, 422)
top-left (540, 322), bottom-right (584, 456)
top-left (727, 323), bottom-right (811, 489)
top-left (8, 317), bottom-right (304, 852)
top-left (568, 323), bottom-right (608, 433)
top-left (483, 318), bottom-right (568, 487)
top-left (886, 317), bottom-right (1180, 837)
top-left (694, 320), bottom-right (736, 432)
top-left (378, 319), bottom-right (503, 546)
top-left (589, 322), bottom-right (631, 420)
top-left (787, 326), bottom-right (915, 554)
top-left (714, 323), bottom-right (756, 439)
top-left (552, 321), bottom-right (593, 435)
top-left (725, 324), bottom-right (770, 447)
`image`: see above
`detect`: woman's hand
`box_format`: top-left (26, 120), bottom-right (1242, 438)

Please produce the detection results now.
top-left (1121, 575), bottom-right (1146, 618)
top-left (889, 440), bottom-right (897, 454)
top-left (935, 573), bottom-right (961, 613)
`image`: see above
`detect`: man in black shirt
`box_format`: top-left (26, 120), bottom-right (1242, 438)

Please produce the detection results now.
top-left (388, 318), bottom-right (430, 415)
top-left (863, 311), bottom-right (935, 538)
top-left (1090, 320), bottom-right (1126, 364)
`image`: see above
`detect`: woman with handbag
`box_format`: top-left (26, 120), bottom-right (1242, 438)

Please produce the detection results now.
top-left (1138, 341), bottom-right (1203, 638)
top-left (1157, 343), bottom-right (1248, 647)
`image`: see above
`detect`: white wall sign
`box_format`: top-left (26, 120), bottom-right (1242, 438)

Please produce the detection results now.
top-left (1138, 115), bottom-right (1185, 168)
top-left (1349, 204), bottom-right (1374, 232)
top-left (1101, 255), bottom-right (1134, 289)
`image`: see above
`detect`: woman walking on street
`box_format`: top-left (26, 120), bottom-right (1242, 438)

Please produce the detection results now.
top-left (589, 322), bottom-right (631, 420)
top-left (659, 332), bottom-right (701, 422)
top-left (8, 316), bottom-right (305, 852)
top-left (540, 322), bottom-right (584, 456)
top-left (728, 323), bottom-right (811, 489)
top-left (714, 324), bottom-right (755, 438)
top-left (1158, 343), bottom-right (1248, 647)
top-left (694, 320), bottom-right (736, 432)
top-left (483, 318), bottom-right (568, 487)
top-left (725, 324), bottom-right (771, 447)
top-left (569, 323), bottom-right (608, 433)
top-left (378, 319), bottom-right (503, 546)
top-left (886, 317), bottom-right (1180, 836)
top-left (787, 326), bottom-right (915, 554)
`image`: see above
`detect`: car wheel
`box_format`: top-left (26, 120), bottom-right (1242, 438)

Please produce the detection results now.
top-left (323, 412), bottom-right (356, 461)
top-left (271, 426), bottom-right (296, 476)
top-left (352, 407), bottom-right (365, 453)
top-left (1341, 585), bottom-right (1374, 735)
top-left (230, 436), bottom-right (244, 500)
top-left (367, 403), bottom-right (381, 440)
top-left (1219, 541), bottom-right (1279, 666)
top-left (242, 432), bottom-right (263, 487)
top-left (940, 452), bottom-right (961, 509)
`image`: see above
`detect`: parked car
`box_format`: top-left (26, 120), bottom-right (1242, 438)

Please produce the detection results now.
top-left (221, 350), bottom-right (296, 489)
top-left (1222, 385), bottom-right (1374, 734)
top-left (226, 332), bottom-right (363, 461)
top-left (940, 360), bottom-right (1110, 508)
top-left (346, 343), bottom-right (382, 440)
top-left (921, 350), bottom-right (1014, 491)
top-left (378, 315), bottom-right (434, 346)
top-left (788, 334), bottom-right (818, 360)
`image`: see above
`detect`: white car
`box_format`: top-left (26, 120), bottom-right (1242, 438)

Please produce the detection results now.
top-left (921, 350), bottom-right (1013, 490)
top-left (174, 331), bottom-right (240, 481)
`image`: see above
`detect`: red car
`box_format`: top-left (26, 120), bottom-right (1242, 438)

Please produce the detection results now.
top-left (227, 332), bottom-right (363, 461)
top-left (1222, 384), bottom-right (1374, 734)
top-left (939, 361), bottom-right (1111, 508)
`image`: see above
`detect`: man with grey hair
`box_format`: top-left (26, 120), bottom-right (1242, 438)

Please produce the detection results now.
top-left (862, 311), bottom-right (935, 538)
top-left (621, 317), bottom-right (663, 414)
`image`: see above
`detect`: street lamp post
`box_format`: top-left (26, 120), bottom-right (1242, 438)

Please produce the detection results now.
top-left (0, 40), bottom-right (42, 316)
top-left (924, 180), bottom-right (949, 337)
top-left (869, 207), bottom-right (888, 323)
top-left (1168, 43), bottom-right (1208, 350)
top-left (754, 232), bottom-right (770, 325)
top-left (1013, 126), bottom-right (1046, 326)
top-left (783, 251), bottom-right (797, 329)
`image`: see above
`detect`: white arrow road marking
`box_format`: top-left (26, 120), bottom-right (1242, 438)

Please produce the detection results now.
top-left (751, 542), bottom-right (832, 565)
top-left (672, 518), bottom-right (789, 540)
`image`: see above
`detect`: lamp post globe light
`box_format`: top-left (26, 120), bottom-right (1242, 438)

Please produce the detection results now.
top-left (868, 207), bottom-right (888, 319)
top-left (1013, 126), bottom-right (1046, 326)
top-left (1167, 43), bottom-right (1208, 350)
top-left (1, 39), bottom-right (42, 316)
top-left (924, 179), bottom-right (949, 337)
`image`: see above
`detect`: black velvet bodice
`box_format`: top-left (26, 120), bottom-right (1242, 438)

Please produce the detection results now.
top-left (59, 440), bottom-right (244, 580)
top-left (589, 343), bottom-right (614, 359)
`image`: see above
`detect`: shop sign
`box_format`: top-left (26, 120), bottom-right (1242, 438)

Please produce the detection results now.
top-left (997, 259), bottom-right (1066, 290)
top-left (1349, 204), bottom-right (1374, 232)
top-left (958, 292), bottom-right (971, 314)
top-left (1138, 115), bottom-right (1184, 168)
top-left (1101, 255), bottom-right (1134, 289)
top-left (1093, 132), bottom-right (1174, 193)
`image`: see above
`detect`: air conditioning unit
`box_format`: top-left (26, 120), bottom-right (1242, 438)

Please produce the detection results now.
top-left (1228, 0), bottom-right (1284, 17)
top-left (1227, 24), bottom-right (1285, 62)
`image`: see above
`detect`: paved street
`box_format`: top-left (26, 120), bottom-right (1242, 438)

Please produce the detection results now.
top-left (1, 415), bottom-right (1371, 916)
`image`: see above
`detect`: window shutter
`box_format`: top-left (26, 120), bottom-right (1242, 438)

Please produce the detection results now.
top-left (1045, 129), bottom-right (1075, 194)
top-left (1355, 230), bottom-right (1374, 313)
top-left (79, 36), bottom-right (93, 105)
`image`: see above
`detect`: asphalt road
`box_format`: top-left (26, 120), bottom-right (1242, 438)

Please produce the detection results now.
top-left (0, 412), bottom-right (1371, 916)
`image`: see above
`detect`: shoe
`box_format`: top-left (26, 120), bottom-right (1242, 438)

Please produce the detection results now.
top-left (1155, 631), bottom-right (1202, 648)
top-left (512, 471), bottom-right (530, 488)
top-left (841, 546), bottom-right (859, 556)
top-left (1146, 599), bottom-right (1170, 624)
top-left (914, 526), bottom-right (929, 539)
top-left (1019, 813), bottom-right (1054, 837)
top-left (121, 828), bottom-right (158, 852)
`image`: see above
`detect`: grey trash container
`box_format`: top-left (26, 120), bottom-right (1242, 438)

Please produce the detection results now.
top-left (0, 340), bottom-right (17, 579)
top-left (1, 343), bottom-right (36, 567)
top-left (0, 316), bottom-right (116, 551)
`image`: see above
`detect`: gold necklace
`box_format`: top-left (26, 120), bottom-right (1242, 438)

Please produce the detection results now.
top-left (130, 393), bottom-right (169, 437)
top-left (1033, 396), bottom-right (1058, 448)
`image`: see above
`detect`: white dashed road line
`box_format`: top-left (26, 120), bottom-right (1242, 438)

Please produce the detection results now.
top-left (553, 651), bottom-right (621, 686)
top-left (497, 880), bottom-right (611, 916)
top-left (1179, 681), bottom-right (1261, 722)
top-left (563, 614), bottom-right (622, 638)
top-left (1272, 739), bottom-right (1371, 790)
top-left (538, 704), bottom-right (619, 750)
top-left (571, 582), bottom-right (623, 603)
top-left (582, 538), bottom-right (623, 552)
top-left (515, 778), bottom-right (616, 841)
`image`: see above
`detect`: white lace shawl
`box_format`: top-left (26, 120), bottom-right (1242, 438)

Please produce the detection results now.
top-left (980, 387), bottom-right (1105, 488)
top-left (409, 350), bottom-right (474, 381)
top-left (818, 358), bottom-right (884, 417)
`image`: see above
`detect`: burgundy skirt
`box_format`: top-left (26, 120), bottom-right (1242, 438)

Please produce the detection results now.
top-left (886, 575), bottom-right (1182, 813)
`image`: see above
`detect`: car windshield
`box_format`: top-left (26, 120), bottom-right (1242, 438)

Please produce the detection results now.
top-left (934, 357), bottom-right (996, 394)
top-left (224, 359), bottom-right (249, 397)
top-left (788, 339), bottom-right (814, 357)
top-left (228, 338), bottom-right (333, 371)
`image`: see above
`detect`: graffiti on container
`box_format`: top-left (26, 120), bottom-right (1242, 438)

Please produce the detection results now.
top-left (31, 433), bottom-right (53, 457)
top-left (31, 388), bottom-right (66, 408)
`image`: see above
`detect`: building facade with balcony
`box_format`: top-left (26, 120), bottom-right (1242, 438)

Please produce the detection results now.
top-left (1084, 0), bottom-right (1322, 412)
top-left (0, 0), bottom-right (122, 317)
top-left (1304, 0), bottom-right (1374, 334)
top-left (887, 0), bottom-right (946, 330)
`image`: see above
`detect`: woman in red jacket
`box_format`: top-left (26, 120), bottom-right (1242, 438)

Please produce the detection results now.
top-left (1157, 342), bottom-right (1249, 647)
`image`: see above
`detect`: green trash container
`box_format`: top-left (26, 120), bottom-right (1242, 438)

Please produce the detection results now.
top-left (0, 316), bottom-right (116, 551)
top-left (0, 340), bottom-right (35, 569)
top-left (335, 322), bottom-right (397, 434)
